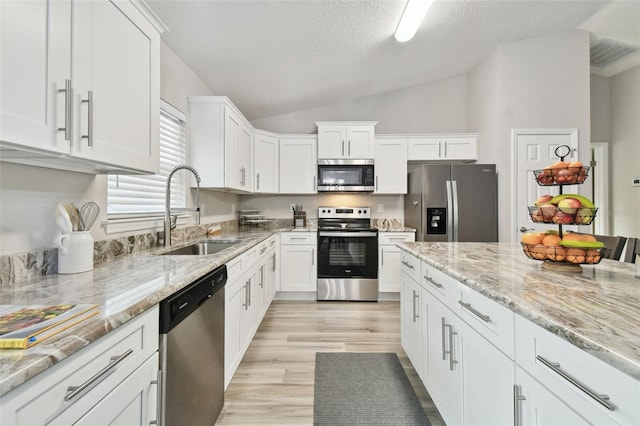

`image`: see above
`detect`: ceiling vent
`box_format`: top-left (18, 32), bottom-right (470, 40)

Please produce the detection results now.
top-left (590, 37), bottom-right (640, 68)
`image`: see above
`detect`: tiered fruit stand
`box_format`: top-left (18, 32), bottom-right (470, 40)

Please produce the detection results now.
top-left (521, 145), bottom-right (605, 272)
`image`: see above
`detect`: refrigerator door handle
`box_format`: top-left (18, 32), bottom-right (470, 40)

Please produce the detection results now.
top-left (452, 180), bottom-right (459, 242)
top-left (446, 180), bottom-right (454, 242)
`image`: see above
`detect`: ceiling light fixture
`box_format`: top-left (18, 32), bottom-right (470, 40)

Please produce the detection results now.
top-left (394, 0), bottom-right (434, 42)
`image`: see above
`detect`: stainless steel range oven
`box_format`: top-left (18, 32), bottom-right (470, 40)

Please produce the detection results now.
top-left (317, 207), bottom-right (378, 301)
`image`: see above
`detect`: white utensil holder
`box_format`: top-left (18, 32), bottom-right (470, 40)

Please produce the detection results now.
top-left (55, 231), bottom-right (94, 274)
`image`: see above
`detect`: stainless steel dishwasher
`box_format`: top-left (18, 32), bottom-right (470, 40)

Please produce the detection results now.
top-left (159, 264), bottom-right (227, 426)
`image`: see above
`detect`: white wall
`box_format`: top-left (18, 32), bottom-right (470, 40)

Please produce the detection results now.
top-left (467, 30), bottom-right (591, 242)
top-left (0, 42), bottom-right (234, 256)
top-left (251, 75), bottom-right (468, 134)
top-left (590, 74), bottom-right (611, 143)
top-left (609, 65), bottom-right (640, 238)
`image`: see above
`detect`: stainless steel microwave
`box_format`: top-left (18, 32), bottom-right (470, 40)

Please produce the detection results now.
top-left (317, 159), bottom-right (375, 192)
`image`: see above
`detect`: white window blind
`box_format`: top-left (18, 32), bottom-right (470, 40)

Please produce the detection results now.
top-left (107, 101), bottom-right (187, 217)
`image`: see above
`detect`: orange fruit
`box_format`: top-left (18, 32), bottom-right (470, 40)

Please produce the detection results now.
top-left (530, 244), bottom-right (547, 260)
top-left (542, 234), bottom-right (561, 246)
top-left (581, 234), bottom-right (597, 243)
top-left (562, 233), bottom-right (583, 242)
top-left (586, 249), bottom-right (601, 264)
top-left (568, 161), bottom-right (583, 173)
top-left (522, 232), bottom-right (543, 245)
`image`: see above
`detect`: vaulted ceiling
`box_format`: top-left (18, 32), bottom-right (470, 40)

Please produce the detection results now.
top-left (146, 0), bottom-right (639, 121)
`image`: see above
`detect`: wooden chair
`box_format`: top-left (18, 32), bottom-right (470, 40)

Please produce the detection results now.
top-left (624, 238), bottom-right (639, 264)
top-left (570, 232), bottom-right (627, 261)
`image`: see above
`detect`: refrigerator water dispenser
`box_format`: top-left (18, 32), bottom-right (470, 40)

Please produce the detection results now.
top-left (426, 207), bottom-right (447, 235)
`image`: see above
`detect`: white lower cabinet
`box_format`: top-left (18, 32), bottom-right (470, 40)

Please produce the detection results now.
top-left (402, 252), bottom-right (640, 426)
top-left (279, 232), bottom-right (317, 293)
top-left (515, 366), bottom-right (593, 426)
top-left (0, 306), bottom-right (159, 425)
top-left (224, 236), bottom-right (278, 388)
top-left (379, 232), bottom-right (415, 292)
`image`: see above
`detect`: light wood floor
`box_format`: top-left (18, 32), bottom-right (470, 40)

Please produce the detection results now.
top-left (217, 300), bottom-right (445, 425)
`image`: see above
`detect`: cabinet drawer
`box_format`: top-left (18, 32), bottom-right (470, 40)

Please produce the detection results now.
top-left (379, 232), bottom-right (415, 245)
top-left (456, 285), bottom-right (514, 359)
top-left (515, 315), bottom-right (640, 425)
top-left (280, 232), bottom-right (317, 245)
top-left (420, 262), bottom-right (458, 306)
top-left (2, 306), bottom-right (158, 425)
top-left (400, 252), bottom-right (420, 283)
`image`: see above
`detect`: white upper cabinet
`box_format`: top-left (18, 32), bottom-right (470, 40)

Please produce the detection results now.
top-left (316, 121), bottom-right (377, 159)
top-left (189, 96), bottom-right (253, 192)
top-left (253, 130), bottom-right (279, 193)
top-left (0, 0), bottom-right (164, 174)
top-left (279, 136), bottom-right (317, 194)
top-left (407, 134), bottom-right (478, 161)
top-left (374, 138), bottom-right (407, 194)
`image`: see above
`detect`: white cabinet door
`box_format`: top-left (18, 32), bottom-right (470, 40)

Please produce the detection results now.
top-left (254, 261), bottom-right (267, 321)
top-left (516, 367), bottom-right (592, 426)
top-left (280, 245), bottom-right (316, 292)
top-left (239, 124), bottom-right (252, 190)
top-left (254, 133), bottom-right (279, 193)
top-left (72, 0), bottom-right (159, 173)
top-left (279, 137), bottom-right (317, 194)
top-left (317, 125), bottom-right (346, 158)
top-left (0, 0), bottom-right (71, 154)
top-left (379, 246), bottom-right (403, 292)
top-left (240, 272), bottom-right (256, 351)
top-left (224, 109), bottom-right (242, 190)
top-left (408, 138), bottom-right (441, 160)
top-left (442, 137), bottom-right (477, 160)
top-left (421, 287), bottom-right (461, 425)
top-left (457, 319), bottom-right (513, 426)
top-left (374, 139), bottom-right (407, 194)
top-left (400, 272), bottom-right (422, 375)
top-left (75, 353), bottom-right (159, 426)
top-left (346, 126), bottom-right (374, 158)
top-left (225, 279), bottom-right (243, 388)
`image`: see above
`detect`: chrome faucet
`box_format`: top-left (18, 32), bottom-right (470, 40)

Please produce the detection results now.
top-left (165, 164), bottom-right (201, 248)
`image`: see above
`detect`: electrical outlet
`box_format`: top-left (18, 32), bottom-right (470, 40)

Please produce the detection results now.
top-left (632, 177), bottom-right (640, 187)
top-left (377, 204), bottom-right (384, 213)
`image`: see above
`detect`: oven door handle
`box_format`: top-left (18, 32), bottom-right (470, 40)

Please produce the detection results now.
top-left (318, 231), bottom-right (378, 238)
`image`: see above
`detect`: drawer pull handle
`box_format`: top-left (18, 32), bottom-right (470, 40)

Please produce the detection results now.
top-left (260, 246), bottom-right (267, 254)
top-left (513, 384), bottom-right (526, 426)
top-left (536, 355), bottom-right (614, 411)
top-left (65, 348), bottom-right (133, 401)
top-left (412, 290), bottom-right (419, 322)
top-left (424, 276), bottom-right (443, 288)
top-left (401, 260), bottom-right (415, 269)
top-left (150, 370), bottom-right (162, 426)
top-left (458, 300), bottom-right (490, 322)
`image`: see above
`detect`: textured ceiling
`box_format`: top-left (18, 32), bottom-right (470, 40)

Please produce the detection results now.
top-left (146, 0), bottom-right (625, 120)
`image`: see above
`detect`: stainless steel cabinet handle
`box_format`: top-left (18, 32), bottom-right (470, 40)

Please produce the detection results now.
top-left (348, 140), bottom-right (351, 156)
top-left (513, 384), bottom-right (526, 426)
top-left (256, 173), bottom-right (260, 190)
top-left (536, 355), bottom-right (614, 411)
top-left (247, 279), bottom-right (251, 307)
top-left (443, 140), bottom-right (447, 157)
top-left (425, 275), bottom-right (443, 288)
top-left (259, 265), bottom-right (264, 288)
top-left (412, 290), bottom-right (419, 322)
top-left (441, 318), bottom-right (447, 360)
top-left (311, 248), bottom-right (315, 266)
top-left (401, 260), bottom-right (415, 269)
top-left (65, 348), bottom-right (133, 401)
top-left (458, 300), bottom-right (490, 322)
top-left (375, 175), bottom-right (379, 192)
top-left (150, 370), bottom-right (162, 426)
top-left (341, 140), bottom-right (345, 156)
top-left (313, 175), bottom-right (316, 191)
top-left (58, 79), bottom-right (72, 141)
top-left (290, 237), bottom-right (308, 241)
top-left (445, 323), bottom-right (458, 370)
top-left (271, 253), bottom-right (276, 271)
top-left (438, 140), bottom-right (442, 158)
top-left (81, 91), bottom-right (93, 147)
top-left (242, 283), bottom-right (248, 309)
top-left (260, 246), bottom-right (267, 254)
top-left (381, 248), bottom-right (384, 266)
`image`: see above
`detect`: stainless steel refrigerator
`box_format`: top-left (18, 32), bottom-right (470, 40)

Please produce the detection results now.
top-left (404, 164), bottom-right (498, 242)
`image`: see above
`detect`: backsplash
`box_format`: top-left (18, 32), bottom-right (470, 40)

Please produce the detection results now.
top-left (0, 219), bottom-right (239, 287)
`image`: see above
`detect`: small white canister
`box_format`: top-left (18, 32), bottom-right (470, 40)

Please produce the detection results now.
top-left (55, 231), bottom-right (94, 274)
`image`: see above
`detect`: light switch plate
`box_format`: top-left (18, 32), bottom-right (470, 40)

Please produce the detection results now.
top-left (377, 204), bottom-right (384, 212)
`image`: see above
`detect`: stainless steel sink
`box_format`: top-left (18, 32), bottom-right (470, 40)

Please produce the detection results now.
top-left (160, 241), bottom-right (240, 256)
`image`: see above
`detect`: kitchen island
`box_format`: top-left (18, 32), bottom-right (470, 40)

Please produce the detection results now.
top-left (399, 241), bottom-right (640, 379)
top-left (398, 241), bottom-right (639, 425)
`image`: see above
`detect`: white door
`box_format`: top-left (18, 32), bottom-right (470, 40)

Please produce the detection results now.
top-left (279, 138), bottom-right (317, 194)
top-left (0, 0), bottom-right (71, 154)
top-left (225, 281), bottom-right (243, 388)
top-left (224, 111), bottom-right (241, 189)
top-left (254, 134), bottom-right (278, 193)
top-left (280, 245), bottom-right (316, 291)
top-left (400, 273), bottom-right (422, 374)
top-left (346, 126), bottom-right (374, 158)
top-left (239, 124), bottom-right (252, 190)
top-left (317, 125), bottom-right (346, 158)
top-left (512, 129), bottom-right (579, 243)
top-left (374, 139), bottom-right (407, 194)
top-left (73, 0), bottom-right (159, 173)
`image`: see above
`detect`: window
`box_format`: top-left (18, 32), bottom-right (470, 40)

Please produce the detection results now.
top-left (105, 100), bottom-right (187, 233)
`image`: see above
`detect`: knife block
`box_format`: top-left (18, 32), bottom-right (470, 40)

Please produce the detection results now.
top-left (293, 211), bottom-right (306, 228)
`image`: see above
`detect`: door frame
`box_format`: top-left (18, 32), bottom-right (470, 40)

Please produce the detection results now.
top-left (590, 142), bottom-right (610, 235)
top-left (510, 129), bottom-right (579, 243)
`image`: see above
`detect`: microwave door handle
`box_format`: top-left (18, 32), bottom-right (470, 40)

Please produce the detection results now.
top-left (446, 181), bottom-right (454, 242)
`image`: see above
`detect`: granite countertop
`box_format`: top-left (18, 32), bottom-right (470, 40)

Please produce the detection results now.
top-left (0, 227), bottom-right (317, 396)
top-left (398, 242), bottom-right (640, 381)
